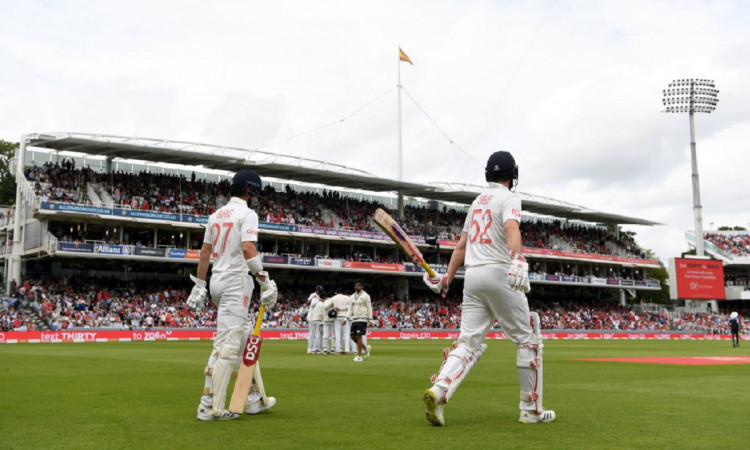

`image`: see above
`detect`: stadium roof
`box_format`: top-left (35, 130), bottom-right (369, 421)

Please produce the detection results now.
top-left (25, 132), bottom-right (660, 226)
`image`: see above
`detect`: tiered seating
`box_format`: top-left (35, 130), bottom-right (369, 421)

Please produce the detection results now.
top-left (27, 163), bottom-right (648, 259)
top-left (705, 232), bottom-right (750, 257)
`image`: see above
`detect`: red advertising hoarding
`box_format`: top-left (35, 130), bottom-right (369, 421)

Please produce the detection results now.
top-left (0, 329), bottom-right (743, 344)
top-left (672, 258), bottom-right (725, 299)
top-left (342, 261), bottom-right (405, 272)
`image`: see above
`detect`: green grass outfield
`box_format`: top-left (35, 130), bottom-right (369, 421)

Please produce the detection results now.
top-left (1, 339), bottom-right (748, 449)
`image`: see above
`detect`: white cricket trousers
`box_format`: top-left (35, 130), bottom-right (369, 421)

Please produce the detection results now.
top-left (322, 321), bottom-right (335, 352)
top-left (307, 321), bottom-right (315, 352)
top-left (308, 321), bottom-right (322, 352)
top-left (210, 271), bottom-right (255, 351)
top-left (458, 264), bottom-right (533, 348)
top-left (201, 271), bottom-right (254, 394)
top-left (341, 319), bottom-right (351, 352)
top-left (333, 318), bottom-right (348, 353)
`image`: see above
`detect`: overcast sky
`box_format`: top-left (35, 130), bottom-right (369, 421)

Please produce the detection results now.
top-left (2, 0), bottom-right (749, 266)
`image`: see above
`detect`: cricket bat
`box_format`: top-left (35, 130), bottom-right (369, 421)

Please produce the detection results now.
top-left (228, 304), bottom-right (265, 414)
top-left (373, 208), bottom-right (437, 278)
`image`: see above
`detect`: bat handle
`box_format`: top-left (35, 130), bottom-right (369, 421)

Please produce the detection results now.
top-left (421, 262), bottom-right (437, 278)
top-left (253, 304), bottom-right (265, 336)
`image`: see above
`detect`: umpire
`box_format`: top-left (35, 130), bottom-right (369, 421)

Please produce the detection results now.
top-left (729, 312), bottom-right (741, 348)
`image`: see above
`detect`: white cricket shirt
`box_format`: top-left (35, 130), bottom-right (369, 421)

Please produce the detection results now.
top-left (307, 293), bottom-right (320, 321)
top-left (202, 197), bottom-right (259, 273)
top-left (462, 182), bottom-right (522, 267)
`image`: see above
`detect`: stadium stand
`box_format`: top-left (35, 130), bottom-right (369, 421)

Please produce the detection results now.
top-left (24, 163), bottom-right (647, 259)
top-left (5, 132), bottom-right (744, 336)
top-left (705, 232), bottom-right (750, 258)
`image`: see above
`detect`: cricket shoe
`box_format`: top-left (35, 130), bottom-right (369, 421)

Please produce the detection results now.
top-left (423, 387), bottom-right (445, 426)
top-left (353, 356), bottom-right (363, 362)
top-left (245, 393), bottom-right (277, 415)
top-left (518, 409), bottom-right (556, 424)
top-left (197, 407), bottom-right (240, 421)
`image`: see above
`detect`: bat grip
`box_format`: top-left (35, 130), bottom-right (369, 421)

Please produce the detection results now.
top-left (253, 304), bottom-right (265, 336)
top-left (421, 262), bottom-right (437, 278)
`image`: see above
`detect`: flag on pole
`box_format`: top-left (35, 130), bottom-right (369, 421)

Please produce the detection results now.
top-left (399, 47), bottom-right (413, 65)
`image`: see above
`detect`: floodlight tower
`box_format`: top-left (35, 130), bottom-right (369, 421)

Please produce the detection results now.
top-left (662, 79), bottom-right (719, 257)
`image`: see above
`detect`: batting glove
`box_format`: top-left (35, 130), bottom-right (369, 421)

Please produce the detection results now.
top-left (187, 274), bottom-right (207, 311)
top-left (507, 250), bottom-right (531, 293)
top-left (256, 271), bottom-right (278, 309)
top-left (423, 272), bottom-right (449, 298)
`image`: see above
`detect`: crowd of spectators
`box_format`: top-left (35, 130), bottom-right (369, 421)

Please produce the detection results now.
top-left (1, 278), bottom-right (215, 332)
top-left (25, 162), bottom-right (648, 259)
top-left (27, 160), bottom-right (223, 217)
top-left (705, 232), bottom-right (750, 257)
top-left (522, 221), bottom-right (646, 258)
top-left (3, 277), bottom-right (747, 335)
top-left (535, 300), bottom-right (738, 333)
top-left (26, 158), bottom-right (82, 203)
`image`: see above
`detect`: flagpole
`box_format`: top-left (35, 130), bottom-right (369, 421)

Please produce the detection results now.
top-left (397, 47), bottom-right (404, 220)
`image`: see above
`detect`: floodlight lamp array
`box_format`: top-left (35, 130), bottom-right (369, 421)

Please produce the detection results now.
top-left (662, 78), bottom-right (719, 114)
top-left (668, 78), bottom-right (715, 88)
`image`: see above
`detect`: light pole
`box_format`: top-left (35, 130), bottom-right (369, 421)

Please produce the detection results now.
top-left (662, 79), bottom-right (719, 257)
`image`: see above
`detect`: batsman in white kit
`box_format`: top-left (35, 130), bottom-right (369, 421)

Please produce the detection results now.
top-left (186, 169), bottom-right (278, 421)
top-left (422, 151), bottom-right (555, 425)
